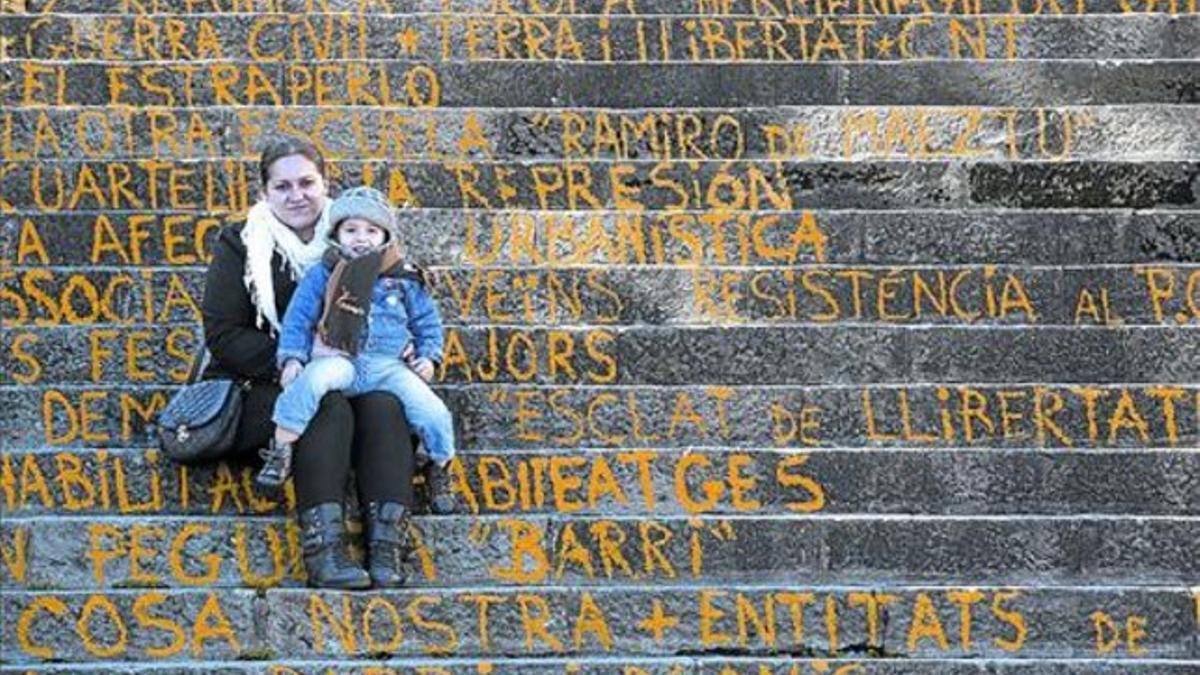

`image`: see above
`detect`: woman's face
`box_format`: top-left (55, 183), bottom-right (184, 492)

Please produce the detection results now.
top-left (262, 154), bottom-right (327, 236)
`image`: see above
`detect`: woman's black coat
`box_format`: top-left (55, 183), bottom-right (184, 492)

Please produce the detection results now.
top-left (201, 222), bottom-right (299, 383)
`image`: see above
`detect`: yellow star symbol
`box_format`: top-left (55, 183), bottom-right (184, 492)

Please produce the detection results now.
top-left (876, 35), bottom-right (896, 59)
top-left (637, 600), bottom-right (679, 643)
top-left (396, 26), bottom-right (420, 56)
top-left (0, 36), bottom-right (12, 62)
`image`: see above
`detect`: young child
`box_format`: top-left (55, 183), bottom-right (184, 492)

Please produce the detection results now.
top-left (258, 186), bottom-right (456, 513)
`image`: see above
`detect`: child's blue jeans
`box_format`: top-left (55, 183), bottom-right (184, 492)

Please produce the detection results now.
top-left (273, 354), bottom-right (455, 465)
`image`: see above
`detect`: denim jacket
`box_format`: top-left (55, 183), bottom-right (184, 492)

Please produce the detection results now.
top-left (277, 260), bottom-right (444, 367)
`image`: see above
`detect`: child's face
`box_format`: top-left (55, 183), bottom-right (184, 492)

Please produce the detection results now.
top-left (336, 218), bottom-right (387, 257)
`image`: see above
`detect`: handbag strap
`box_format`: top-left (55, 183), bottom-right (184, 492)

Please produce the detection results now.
top-left (186, 339), bottom-right (211, 384)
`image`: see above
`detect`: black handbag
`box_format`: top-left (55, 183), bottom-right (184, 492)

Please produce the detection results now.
top-left (157, 348), bottom-right (247, 464)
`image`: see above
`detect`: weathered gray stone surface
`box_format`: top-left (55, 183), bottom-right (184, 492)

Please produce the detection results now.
top-left (2, 587), bottom-right (1195, 662)
top-left (18, 0), bottom-right (1200, 14)
top-left (0, 589), bottom-right (262, 663)
top-left (4, 514), bottom-right (1196, 589)
top-left (3, 159), bottom-right (1198, 210)
top-left (8, 660), bottom-right (1200, 674)
top-left (3, 383), bottom-right (1197, 450)
top-left (7, 211), bottom-right (1199, 266)
top-left (7, 324), bottom-right (1199, 384)
top-left (4, 107), bottom-right (1200, 161)
top-left (840, 62), bottom-right (1200, 105)
top-left (6, 659), bottom-right (1200, 673)
top-left (4, 62), bottom-right (1200, 108)
top-left (4, 448), bottom-right (1195, 517)
top-left (4, 15), bottom-right (1197, 62)
top-left (1, 264), bottom-right (1197, 332)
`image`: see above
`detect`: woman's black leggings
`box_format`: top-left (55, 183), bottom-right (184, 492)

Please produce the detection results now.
top-left (236, 385), bottom-right (415, 511)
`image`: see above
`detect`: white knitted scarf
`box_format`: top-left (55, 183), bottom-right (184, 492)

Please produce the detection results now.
top-left (241, 200), bottom-right (332, 334)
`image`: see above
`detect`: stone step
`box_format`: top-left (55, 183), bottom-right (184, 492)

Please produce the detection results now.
top-left (2, 14), bottom-right (1196, 62)
top-left (3, 264), bottom-right (1197, 328)
top-left (2, 324), bottom-right (1196, 386)
top-left (5, 211), bottom-right (1196, 266)
top-left (5, 657), bottom-right (1200, 673)
top-left (3, 158), bottom-right (1199, 210)
top-left (2, 514), bottom-right (1195, 590)
top-left (14, 0), bottom-right (1200, 15)
top-left (4, 62), bottom-right (1198, 107)
top-left (1, 586), bottom-right (1195, 663)
top-left (3, 448), bottom-right (1195, 518)
top-left (4, 106), bottom-right (1199, 163)
top-left (4, 384), bottom-right (1196, 450)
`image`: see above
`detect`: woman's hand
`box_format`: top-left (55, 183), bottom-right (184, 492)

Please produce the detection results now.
top-left (280, 360), bottom-right (303, 387)
top-left (402, 343), bottom-right (435, 382)
top-left (409, 357), bottom-right (435, 382)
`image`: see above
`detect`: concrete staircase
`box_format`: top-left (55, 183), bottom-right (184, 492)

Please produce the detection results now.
top-left (1, 0), bottom-right (1198, 672)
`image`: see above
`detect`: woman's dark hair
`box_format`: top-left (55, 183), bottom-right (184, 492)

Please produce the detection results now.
top-left (258, 135), bottom-right (325, 187)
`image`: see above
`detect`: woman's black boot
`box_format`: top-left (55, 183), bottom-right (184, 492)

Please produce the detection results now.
top-left (298, 503), bottom-right (371, 590)
top-left (364, 501), bottom-right (411, 588)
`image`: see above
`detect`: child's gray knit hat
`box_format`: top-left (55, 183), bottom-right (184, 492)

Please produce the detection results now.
top-left (329, 186), bottom-right (399, 242)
